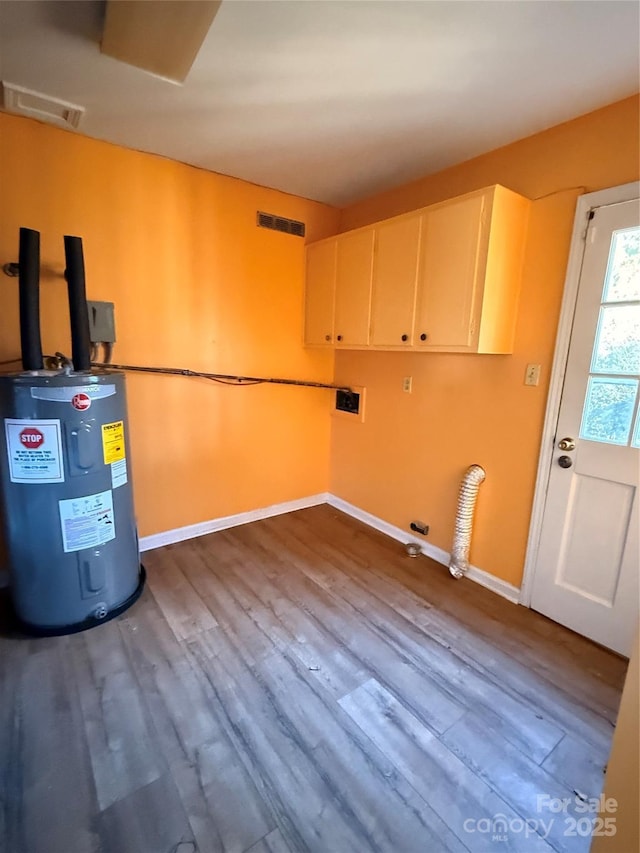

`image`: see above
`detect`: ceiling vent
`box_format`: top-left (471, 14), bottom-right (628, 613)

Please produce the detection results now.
top-left (1, 82), bottom-right (85, 129)
top-left (257, 211), bottom-right (305, 238)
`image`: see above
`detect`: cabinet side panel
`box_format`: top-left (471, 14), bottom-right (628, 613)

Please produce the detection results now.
top-left (478, 188), bottom-right (531, 353)
top-left (304, 240), bottom-right (336, 346)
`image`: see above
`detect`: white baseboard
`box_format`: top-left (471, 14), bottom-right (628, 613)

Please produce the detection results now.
top-left (464, 565), bottom-right (521, 604)
top-left (138, 490), bottom-right (521, 605)
top-left (326, 494), bottom-right (521, 605)
top-left (139, 492), bottom-right (330, 552)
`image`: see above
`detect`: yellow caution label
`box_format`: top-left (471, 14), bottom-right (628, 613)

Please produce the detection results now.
top-left (102, 420), bottom-right (126, 465)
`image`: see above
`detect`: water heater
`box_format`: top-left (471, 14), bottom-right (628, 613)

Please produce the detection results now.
top-left (0, 228), bottom-right (144, 635)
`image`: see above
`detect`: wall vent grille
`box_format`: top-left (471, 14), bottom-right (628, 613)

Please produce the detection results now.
top-left (1, 81), bottom-right (85, 129)
top-left (257, 211), bottom-right (305, 238)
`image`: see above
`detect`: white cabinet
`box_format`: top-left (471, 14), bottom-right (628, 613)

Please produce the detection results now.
top-left (304, 240), bottom-right (336, 346)
top-left (304, 184), bottom-right (530, 354)
top-left (370, 214), bottom-right (422, 348)
top-left (334, 229), bottom-right (375, 347)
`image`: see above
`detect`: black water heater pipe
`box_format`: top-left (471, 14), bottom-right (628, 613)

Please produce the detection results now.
top-left (18, 227), bottom-right (44, 371)
top-left (64, 235), bottom-right (92, 372)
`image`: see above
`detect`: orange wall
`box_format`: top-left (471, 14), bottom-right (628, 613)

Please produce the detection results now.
top-left (0, 113), bottom-right (339, 537)
top-left (332, 96), bottom-right (640, 587)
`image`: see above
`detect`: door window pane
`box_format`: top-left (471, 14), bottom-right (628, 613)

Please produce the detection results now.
top-left (603, 227), bottom-right (640, 302)
top-left (591, 304), bottom-right (640, 374)
top-left (580, 377), bottom-right (638, 445)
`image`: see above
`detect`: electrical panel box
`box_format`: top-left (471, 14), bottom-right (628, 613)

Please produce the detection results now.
top-left (87, 301), bottom-right (116, 343)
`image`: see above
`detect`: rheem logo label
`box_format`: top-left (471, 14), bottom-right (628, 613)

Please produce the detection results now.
top-left (72, 393), bottom-right (91, 411)
top-left (19, 427), bottom-right (44, 449)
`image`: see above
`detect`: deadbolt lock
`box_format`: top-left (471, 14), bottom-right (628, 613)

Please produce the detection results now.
top-left (558, 437), bottom-right (576, 451)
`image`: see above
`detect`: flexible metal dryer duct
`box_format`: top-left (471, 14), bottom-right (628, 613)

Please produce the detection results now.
top-left (18, 227), bottom-right (43, 371)
top-left (449, 464), bottom-right (486, 579)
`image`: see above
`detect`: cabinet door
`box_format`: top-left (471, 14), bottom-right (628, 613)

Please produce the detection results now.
top-left (304, 240), bottom-right (336, 346)
top-left (415, 193), bottom-right (487, 349)
top-left (371, 214), bottom-right (422, 347)
top-left (334, 229), bottom-right (375, 346)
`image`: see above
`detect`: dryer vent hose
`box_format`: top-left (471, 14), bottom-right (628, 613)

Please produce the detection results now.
top-left (449, 464), bottom-right (486, 579)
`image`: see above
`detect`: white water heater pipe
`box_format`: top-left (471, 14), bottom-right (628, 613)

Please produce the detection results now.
top-left (449, 464), bottom-right (486, 579)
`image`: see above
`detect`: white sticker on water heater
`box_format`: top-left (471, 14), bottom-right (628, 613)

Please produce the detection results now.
top-left (4, 418), bottom-right (65, 483)
top-left (58, 489), bottom-right (116, 553)
top-left (111, 458), bottom-right (128, 489)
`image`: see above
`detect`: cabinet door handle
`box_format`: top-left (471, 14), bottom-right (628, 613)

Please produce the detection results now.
top-left (401, 334), bottom-right (408, 342)
top-left (420, 333), bottom-right (428, 341)
top-left (337, 335), bottom-right (343, 342)
top-left (325, 334), bottom-right (331, 342)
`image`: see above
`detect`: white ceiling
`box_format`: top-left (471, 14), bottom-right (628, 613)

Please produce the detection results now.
top-left (0, 1), bottom-right (638, 206)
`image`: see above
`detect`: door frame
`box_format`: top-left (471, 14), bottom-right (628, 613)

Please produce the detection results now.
top-left (520, 181), bottom-right (640, 607)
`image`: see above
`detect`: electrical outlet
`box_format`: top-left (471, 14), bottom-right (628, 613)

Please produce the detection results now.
top-left (524, 364), bottom-right (541, 386)
top-left (403, 376), bottom-right (412, 393)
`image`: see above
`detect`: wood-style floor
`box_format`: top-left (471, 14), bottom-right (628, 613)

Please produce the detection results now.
top-left (0, 505), bottom-right (627, 853)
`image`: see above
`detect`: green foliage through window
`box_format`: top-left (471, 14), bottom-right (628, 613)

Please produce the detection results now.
top-left (580, 227), bottom-right (640, 447)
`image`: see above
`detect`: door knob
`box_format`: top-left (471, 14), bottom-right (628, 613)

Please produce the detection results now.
top-left (558, 437), bottom-right (576, 451)
top-left (558, 455), bottom-right (573, 469)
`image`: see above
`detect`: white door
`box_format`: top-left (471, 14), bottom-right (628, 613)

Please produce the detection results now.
top-left (530, 197), bottom-right (639, 656)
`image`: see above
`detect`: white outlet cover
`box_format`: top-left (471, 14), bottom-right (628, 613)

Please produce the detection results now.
top-left (525, 364), bottom-right (541, 386)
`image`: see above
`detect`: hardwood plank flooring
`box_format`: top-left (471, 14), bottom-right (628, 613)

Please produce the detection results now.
top-left (0, 504), bottom-right (627, 853)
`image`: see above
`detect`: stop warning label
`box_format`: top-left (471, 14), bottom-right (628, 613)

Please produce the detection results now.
top-left (102, 420), bottom-right (126, 465)
top-left (4, 418), bottom-right (65, 483)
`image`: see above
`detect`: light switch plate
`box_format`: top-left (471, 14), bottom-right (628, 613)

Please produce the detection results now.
top-left (525, 364), bottom-right (541, 386)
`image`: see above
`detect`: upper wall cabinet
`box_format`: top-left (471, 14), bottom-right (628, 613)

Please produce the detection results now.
top-left (304, 240), bottom-right (336, 346)
top-left (370, 214), bottom-right (422, 347)
top-left (304, 184), bottom-right (530, 354)
top-left (334, 229), bottom-right (375, 347)
top-left (414, 186), bottom-right (530, 353)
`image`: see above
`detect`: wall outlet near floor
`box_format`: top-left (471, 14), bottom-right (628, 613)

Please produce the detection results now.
top-left (402, 376), bottom-right (412, 393)
top-left (524, 364), bottom-right (541, 386)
